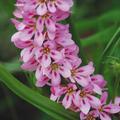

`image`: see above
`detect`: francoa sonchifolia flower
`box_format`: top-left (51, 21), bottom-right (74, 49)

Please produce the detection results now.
top-left (11, 0), bottom-right (120, 120)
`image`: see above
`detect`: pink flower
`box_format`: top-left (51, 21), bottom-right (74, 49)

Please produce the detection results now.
top-left (74, 85), bottom-right (100, 114)
top-left (54, 23), bottom-right (74, 46)
top-left (80, 111), bottom-right (98, 120)
top-left (90, 74), bottom-right (107, 95)
top-left (36, 0), bottom-right (73, 15)
top-left (50, 84), bottom-right (77, 109)
top-left (21, 57), bottom-right (38, 71)
top-left (62, 83), bottom-right (77, 109)
top-left (35, 41), bottom-right (63, 68)
top-left (35, 66), bottom-right (49, 87)
top-left (11, 32), bottom-right (33, 49)
top-left (91, 74), bottom-right (107, 89)
top-left (43, 61), bottom-right (71, 86)
top-left (12, 18), bottom-right (45, 46)
top-left (11, 1), bottom-right (120, 120)
top-left (50, 85), bottom-right (67, 101)
top-left (92, 92), bottom-right (120, 120)
top-left (69, 62), bottom-right (94, 87)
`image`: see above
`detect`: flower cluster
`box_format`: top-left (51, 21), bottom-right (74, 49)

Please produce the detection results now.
top-left (11, 0), bottom-right (120, 120)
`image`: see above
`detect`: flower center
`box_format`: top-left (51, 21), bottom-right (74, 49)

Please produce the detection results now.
top-left (79, 91), bottom-right (86, 97)
top-left (42, 13), bottom-right (50, 19)
top-left (98, 106), bottom-right (103, 112)
top-left (51, 63), bottom-right (59, 71)
top-left (86, 114), bottom-right (96, 120)
top-left (67, 88), bottom-right (74, 95)
top-left (71, 69), bottom-right (76, 76)
top-left (38, 0), bottom-right (46, 3)
top-left (43, 47), bottom-right (50, 54)
top-left (50, 0), bottom-right (56, 2)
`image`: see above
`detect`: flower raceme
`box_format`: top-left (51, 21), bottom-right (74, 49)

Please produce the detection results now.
top-left (11, 0), bottom-right (120, 120)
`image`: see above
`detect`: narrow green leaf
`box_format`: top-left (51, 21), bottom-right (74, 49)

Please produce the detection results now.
top-left (98, 27), bottom-right (120, 73)
top-left (101, 27), bottom-right (120, 57)
top-left (0, 64), bottom-right (78, 120)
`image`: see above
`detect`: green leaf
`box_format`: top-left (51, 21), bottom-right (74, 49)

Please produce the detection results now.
top-left (0, 64), bottom-right (78, 120)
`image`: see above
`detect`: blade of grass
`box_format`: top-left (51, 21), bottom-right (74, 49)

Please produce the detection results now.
top-left (98, 27), bottom-right (120, 73)
top-left (101, 27), bottom-right (120, 57)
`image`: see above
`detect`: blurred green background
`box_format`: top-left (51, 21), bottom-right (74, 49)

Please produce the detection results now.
top-left (0, 0), bottom-right (120, 120)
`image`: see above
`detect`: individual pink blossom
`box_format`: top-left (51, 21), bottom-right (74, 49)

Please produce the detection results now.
top-left (11, 32), bottom-right (33, 49)
top-left (62, 83), bottom-right (77, 109)
top-left (54, 23), bottom-right (74, 47)
top-left (43, 61), bottom-right (71, 86)
top-left (69, 62), bottom-right (94, 87)
top-left (50, 85), bottom-right (67, 101)
top-left (74, 85), bottom-right (100, 114)
top-left (35, 41), bottom-right (63, 68)
top-left (80, 111), bottom-right (98, 120)
top-left (61, 44), bottom-right (81, 65)
top-left (21, 57), bottom-right (38, 71)
top-left (92, 92), bottom-right (120, 120)
top-left (90, 74), bottom-right (107, 95)
top-left (35, 66), bottom-right (49, 87)
top-left (91, 74), bottom-right (107, 89)
top-left (12, 18), bottom-right (45, 45)
top-left (36, 0), bottom-right (73, 15)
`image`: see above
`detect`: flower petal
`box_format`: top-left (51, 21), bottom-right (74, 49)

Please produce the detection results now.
top-left (51, 71), bottom-right (61, 86)
top-left (34, 31), bottom-right (44, 47)
top-left (80, 99), bottom-right (90, 114)
top-left (21, 47), bottom-right (34, 62)
top-left (41, 55), bottom-right (51, 68)
top-left (36, 3), bottom-right (47, 15)
top-left (50, 50), bottom-right (62, 61)
top-left (56, 0), bottom-right (70, 11)
top-left (62, 95), bottom-right (72, 109)
top-left (59, 66), bottom-right (71, 78)
top-left (45, 18), bottom-right (56, 32)
top-left (87, 95), bottom-right (101, 107)
top-left (75, 76), bottom-right (89, 87)
top-left (47, 2), bottom-right (56, 13)
top-left (100, 92), bottom-right (108, 105)
top-left (100, 112), bottom-right (111, 120)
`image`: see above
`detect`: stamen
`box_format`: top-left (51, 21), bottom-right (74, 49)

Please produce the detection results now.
top-left (79, 91), bottom-right (86, 97)
top-left (71, 69), bottom-right (76, 76)
top-left (67, 88), bottom-right (74, 95)
top-left (43, 47), bottom-right (50, 54)
top-left (51, 63), bottom-right (59, 71)
top-left (86, 114), bottom-right (96, 120)
top-left (41, 13), bottom-right (50, 19)
top-left (98, 106), bottom-right (103, 112)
